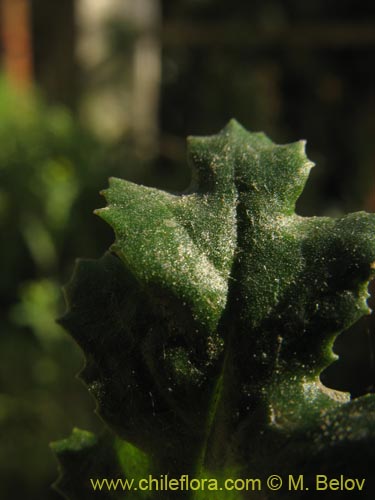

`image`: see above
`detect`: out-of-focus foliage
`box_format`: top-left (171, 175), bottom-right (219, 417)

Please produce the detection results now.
top-left (0, 78), bottom-right (115, 500)
top-left (0, 78), bottom-right (110, 299)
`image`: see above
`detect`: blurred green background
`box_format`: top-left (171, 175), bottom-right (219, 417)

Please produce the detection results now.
top-left (0, 1), bottom-right (375, 498)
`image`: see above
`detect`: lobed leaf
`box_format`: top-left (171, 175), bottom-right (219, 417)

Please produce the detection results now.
top-left (55, 121), bottom-right (375, 498)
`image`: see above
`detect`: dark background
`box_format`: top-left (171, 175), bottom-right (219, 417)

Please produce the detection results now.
top-left (0, 1), bottom-right (375, 498)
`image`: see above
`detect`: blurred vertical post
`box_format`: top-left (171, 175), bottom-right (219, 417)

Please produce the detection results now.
top-left (76, 0), bottom-right (161, 157)
top-left (1, 0), bottom-right (33, 87)
top-left (31, 0), bottom-right (76, 108)
top-left (130, 0), bottom-right (161, 158)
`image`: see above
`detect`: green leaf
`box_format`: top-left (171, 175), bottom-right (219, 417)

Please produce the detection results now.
top-left (52, 428), bottom-right (116, 500)
top-left (96, 145), bottom-right (238, 332)
top-left (52, 428), bottom-right (151, 500)
top-left (56, 120), bottom-right (375, 498)
top-left (59, 252), bottom-right (221, 469)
